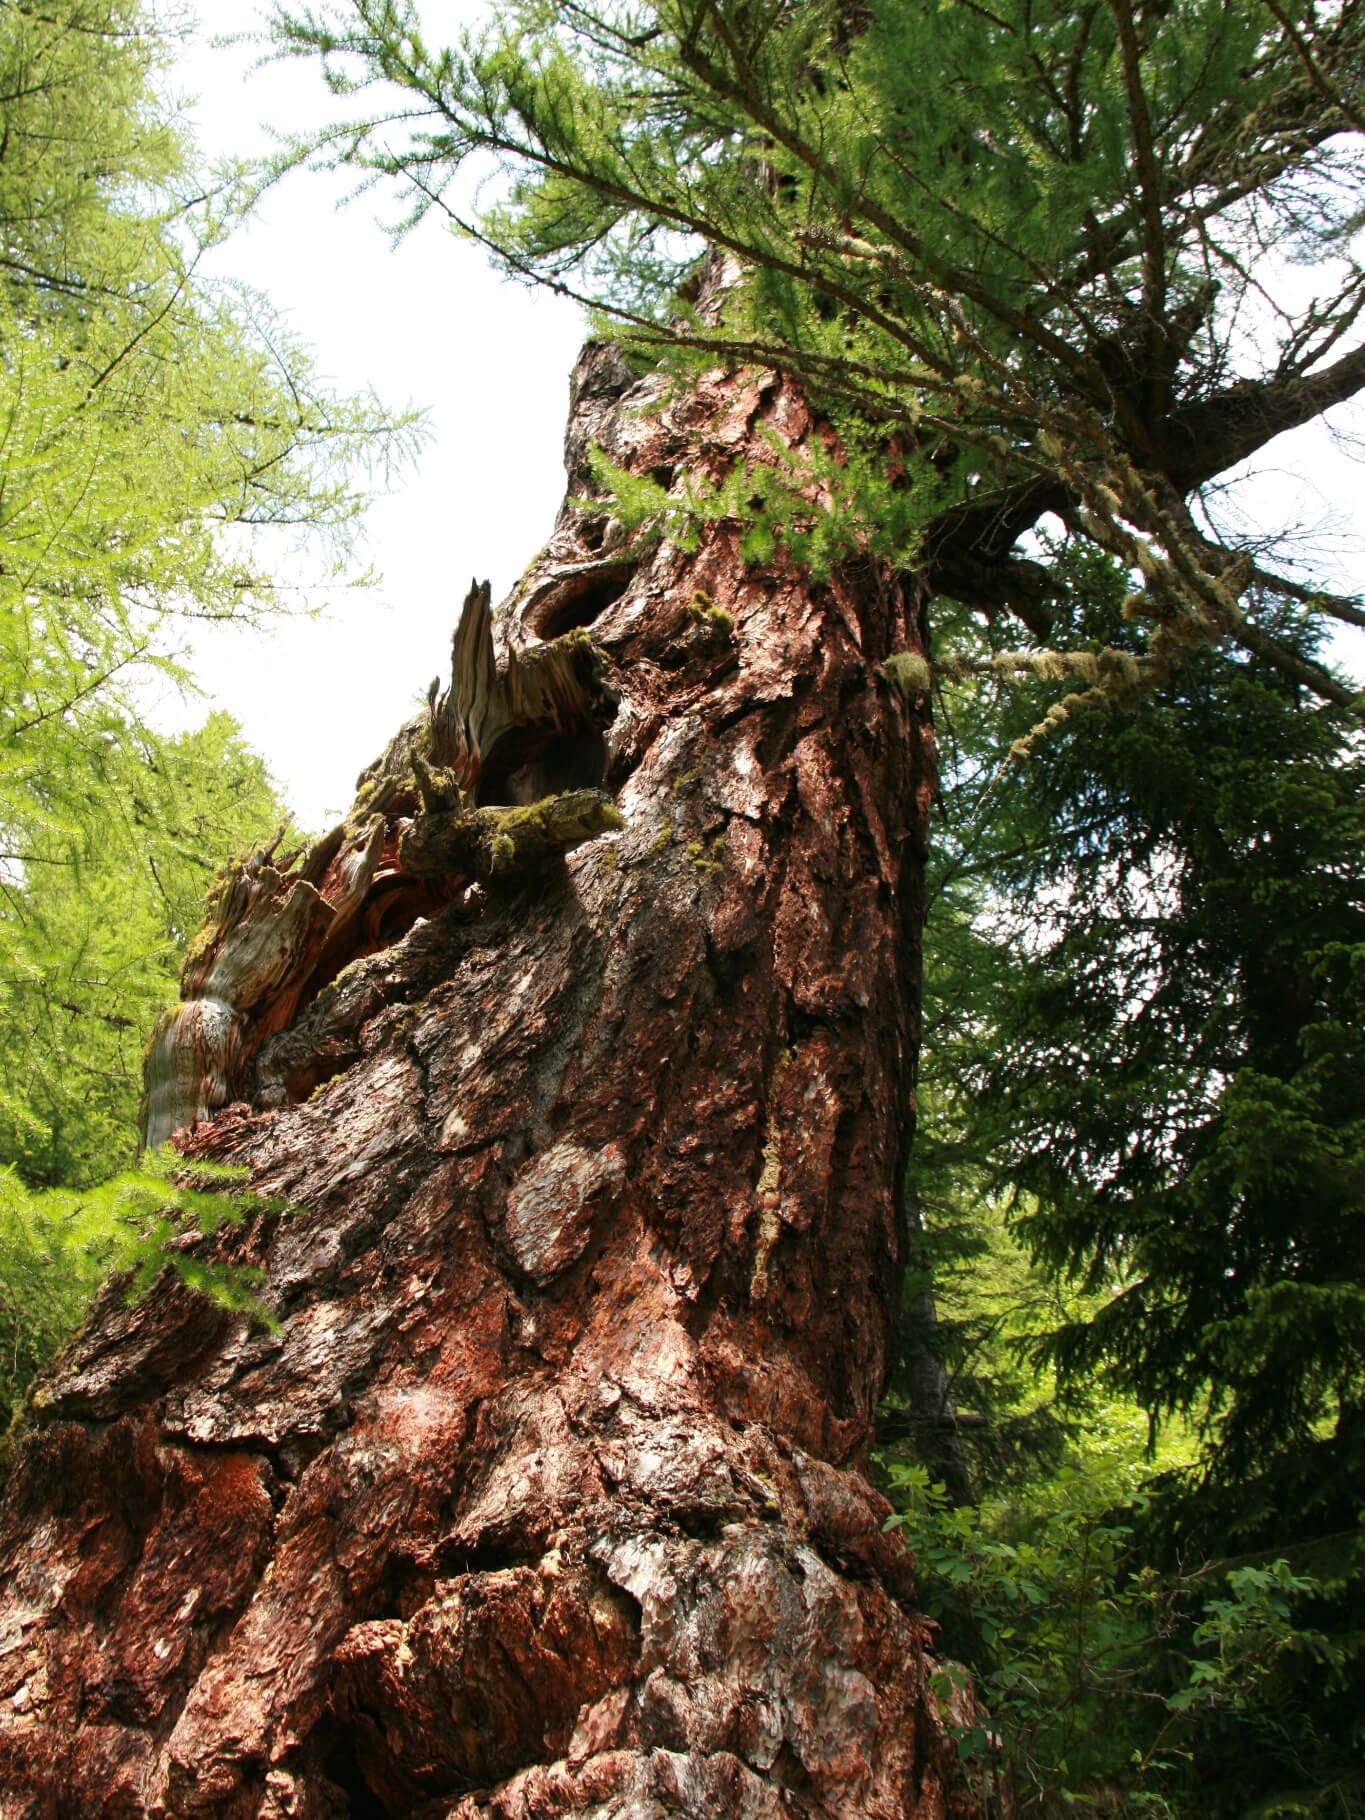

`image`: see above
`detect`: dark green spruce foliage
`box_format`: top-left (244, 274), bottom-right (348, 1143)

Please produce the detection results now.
top-left (913, 546), bottom-right (1364, 1812)
top-left (943, 554), bottom-right (1363, 1498)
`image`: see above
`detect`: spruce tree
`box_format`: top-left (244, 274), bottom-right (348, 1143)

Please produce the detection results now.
top-left (916, 552), bottom-right (1365, 1807)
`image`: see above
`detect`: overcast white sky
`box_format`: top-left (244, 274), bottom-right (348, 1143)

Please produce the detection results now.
top-left (169, 5), bottom-right (1363, 831)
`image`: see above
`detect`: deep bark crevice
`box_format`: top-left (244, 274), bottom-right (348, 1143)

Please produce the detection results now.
top-left (317, 1731), bottom-right (391, 1820)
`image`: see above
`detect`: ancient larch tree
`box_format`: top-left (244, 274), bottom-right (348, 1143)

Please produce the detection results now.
top-left (5, 0), bottom-right (1365, 1805)
top-left (0, 340), bottom-right (982, 1815)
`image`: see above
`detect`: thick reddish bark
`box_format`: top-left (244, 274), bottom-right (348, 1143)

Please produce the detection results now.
top-left (0, 344), bottom-right (982, 1819)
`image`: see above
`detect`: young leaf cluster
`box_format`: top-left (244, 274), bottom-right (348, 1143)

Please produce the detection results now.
top-left (0, 1147), bottom-right (280, 1444)
top-left (884, 1450), bottom-right (1342, 1819)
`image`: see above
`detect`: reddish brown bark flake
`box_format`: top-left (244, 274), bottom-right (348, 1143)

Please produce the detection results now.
top-left (0, 344), bottom-right (982, 1819)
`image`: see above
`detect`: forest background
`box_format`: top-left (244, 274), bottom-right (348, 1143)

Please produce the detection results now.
top-left (1, 0), bottom-right (1362, 1815)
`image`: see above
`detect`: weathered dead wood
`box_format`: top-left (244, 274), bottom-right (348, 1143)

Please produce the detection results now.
top-left (142, 817), bottom-right (390, 1149)
top-left (0, 343), bottom-right (985, 1820)
top-left (427, 579), bottom-right (622, 796)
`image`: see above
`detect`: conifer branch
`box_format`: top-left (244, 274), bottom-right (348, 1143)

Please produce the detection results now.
top-left (1258, 0), bottom-right (1365, 134)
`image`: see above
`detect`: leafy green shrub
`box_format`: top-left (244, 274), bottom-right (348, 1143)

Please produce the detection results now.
top-left (884, 1451), bottom-right (1341, 1819)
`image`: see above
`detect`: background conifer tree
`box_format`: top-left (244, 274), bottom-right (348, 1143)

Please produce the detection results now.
top-left (0, 0), bottom-right (410, 1427)
top-left (907, 547), bottom-right (1364, 1810)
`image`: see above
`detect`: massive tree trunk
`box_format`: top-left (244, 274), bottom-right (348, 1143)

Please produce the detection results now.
top-left (0, 343), bottom-right (983, 1819)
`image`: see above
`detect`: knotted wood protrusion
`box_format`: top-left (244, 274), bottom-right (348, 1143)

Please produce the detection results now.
top-left (141, 817), bottom-right (400, 1149)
